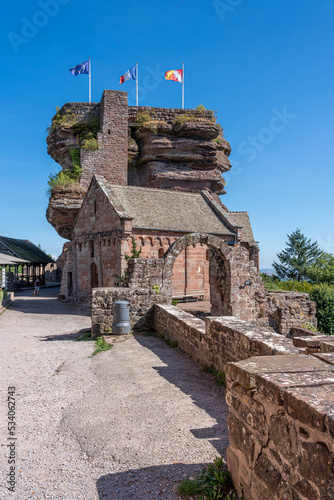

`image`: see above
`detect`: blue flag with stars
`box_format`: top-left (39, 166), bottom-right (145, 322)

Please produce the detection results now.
top-left (69, 60), bottom-right (89, 76)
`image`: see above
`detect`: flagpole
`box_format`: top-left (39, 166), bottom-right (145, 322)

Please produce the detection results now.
top-left (182, 62), bottom-right (184, 109)
top-left (89, 57), bottom-right (91, 103)
top-left (136, 62), bottom-right (139, 106)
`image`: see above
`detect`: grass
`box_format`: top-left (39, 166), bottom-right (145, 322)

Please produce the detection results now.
top-left (77, 331), bottom-right (93, 341)
top-left (77, 332), bottom-right (113, 356)
top-left (177, 456), bottom-right (236, 499)
top-left (202, 365), bottom-right (226, 387)
top-left (166, 339), bottom-right (178, 348)
top-left (92, 336), bottom-right (113, 356)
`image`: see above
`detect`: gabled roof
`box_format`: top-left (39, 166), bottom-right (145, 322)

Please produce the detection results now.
top-left (0, 236), bottom-right (53, 263)
top-left (93, 175), bottom-right (255, 242)
top-left (228, 212), bottom-right (255, 242)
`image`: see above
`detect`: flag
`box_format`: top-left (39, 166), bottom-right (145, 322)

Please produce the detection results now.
top-left (69, 60), bottom-right (89, 76)
top-left (165, 69), bottom-right (183, 83)
top-left (120, 65), bottom-right (136, 84)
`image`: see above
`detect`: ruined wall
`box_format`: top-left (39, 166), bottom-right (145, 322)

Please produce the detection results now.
top-left (256, 290), bottom-right (317, 336)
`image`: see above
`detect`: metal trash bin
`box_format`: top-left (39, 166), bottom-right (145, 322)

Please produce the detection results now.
top-left (112, 300), bottom-right (131, 335)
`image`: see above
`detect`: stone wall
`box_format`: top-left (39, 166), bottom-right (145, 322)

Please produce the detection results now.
top-left (80, 90), bottom-right (128, 189)
top-left (226, 355), bottom-right (334, 500)
top-left (128, 106), bottom-right (215, 124)
top-left (91, 287), bottom-right (168, 335)
top-left (152, 303), bottom-right (334, 500)
top-left (153, 305), bottom-right (298, 372)
top-left (256, 290), bottom-right (317, 336)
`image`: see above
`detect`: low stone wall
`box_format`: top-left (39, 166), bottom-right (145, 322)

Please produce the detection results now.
top-left (153, 305), bottom-right (298, 371)
top-left (152, 304), bottom-right (334, 499)
top-left (91, 287), bottom-right (168, 336)
top-left (226, 355), bottom-right (334, 500)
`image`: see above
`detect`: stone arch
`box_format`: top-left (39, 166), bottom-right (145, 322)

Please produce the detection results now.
top-left (162, 232), bottom-right (264, 320)
top-left (162, 233), bottom-right (233, 315)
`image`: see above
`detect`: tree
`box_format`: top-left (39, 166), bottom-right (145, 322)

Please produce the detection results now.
top-left (273, 229), bottom-right (322, 282)
top-left (306, 252), bottom-right (334, 285)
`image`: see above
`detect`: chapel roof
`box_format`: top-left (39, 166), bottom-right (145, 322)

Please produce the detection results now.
top-left (94, 176), bottom-right (255, 242)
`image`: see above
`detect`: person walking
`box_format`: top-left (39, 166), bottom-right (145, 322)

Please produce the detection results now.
top-left (34, 278), bottom-right (41, 296)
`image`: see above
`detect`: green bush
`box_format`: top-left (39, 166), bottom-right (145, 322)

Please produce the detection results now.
top-left (178, 456), bottom-right (235, 499)
top-left (82, 137), bottom-right (98, 151)
top-left (310, 284), bottom-right (334, 335)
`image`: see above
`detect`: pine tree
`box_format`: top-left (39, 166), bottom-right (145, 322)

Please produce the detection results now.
top-left (273, 229), bottom-right (322, 282)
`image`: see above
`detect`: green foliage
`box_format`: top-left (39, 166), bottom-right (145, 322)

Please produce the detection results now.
top-left (114, 273), bottom-right (128, 287)
top-left (82, 137), bottom-right (98, 151)
top-left (273, 229), bottom-right (322, 282)
top-left (301, 322), bottom-right (318, 332)
top-left (135, 112), bottom-right (154, 126)
top-left (166, 339), bottom-right (178, 348)
top-left (310, 284), bottom-right (334, 335)
top-left (262, 278), bottom-right (314, 294)
top-left (171, 299), bottom-right (179, 306)
top-left (306, 252), bottom-right (334, 285)
top-left (92, 336), bottom-right (113, 356)
top-left (77, 331), bottom-right (93, 341)
top-left (125, 239), bottom-right (142, 261)
top-left (202, 365), bottom-right (226, 387)
top-left (178, 457), bottom-right (235, 499)
top-left (0, 289), bottom-right (8, 303)
top-left (47, 148), bottom-right (82, 196)
top-left (152, 285), bottom-right (160, 295)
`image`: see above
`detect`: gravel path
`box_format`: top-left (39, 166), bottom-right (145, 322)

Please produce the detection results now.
top-left (0, 289), bottom-right (229, 499)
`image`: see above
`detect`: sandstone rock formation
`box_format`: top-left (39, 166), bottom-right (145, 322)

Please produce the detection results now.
top-left (46, 98), bottom-right (232, 240)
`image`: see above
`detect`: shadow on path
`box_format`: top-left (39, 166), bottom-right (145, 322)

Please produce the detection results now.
top-left (97, 462), bottom-right (208, 500)
top-left (9, 288), bottom-right (90, 317)
top-left (134, 334), bottom-right (229, 457)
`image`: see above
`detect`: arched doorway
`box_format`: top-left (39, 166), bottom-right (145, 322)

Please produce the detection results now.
top-left (163, 233), bottom-right (233, 316)
top-left (162, 232), bottom-right (263, 320)
top-left (91, 262), bottom-right (99, 289)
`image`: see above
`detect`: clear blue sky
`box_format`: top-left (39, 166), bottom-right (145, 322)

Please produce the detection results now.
top-left (2, 0), bottom-right (334, 266)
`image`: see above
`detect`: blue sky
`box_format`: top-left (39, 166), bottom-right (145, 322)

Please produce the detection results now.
top-left (2, 0), bottom-right (333, 266)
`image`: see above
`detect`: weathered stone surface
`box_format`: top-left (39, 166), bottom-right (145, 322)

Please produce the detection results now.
top-left (226, 354), bottom-right (334, 500)
top-left (46, 185), bottom-right (86, 239)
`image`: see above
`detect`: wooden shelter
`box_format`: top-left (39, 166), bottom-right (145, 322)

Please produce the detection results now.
top-left (0, 236), bottom-right (53, 290)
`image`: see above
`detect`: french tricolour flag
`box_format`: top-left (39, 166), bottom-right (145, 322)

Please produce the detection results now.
top-left (119, 65), bottom-right (137, 84)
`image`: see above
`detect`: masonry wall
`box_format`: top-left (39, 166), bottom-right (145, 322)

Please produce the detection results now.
top-left (256, 290), bottom-right (317, 336)
top-left (152, 304), bottom-right (334, 500)
top-left (91, 286), bottom-right (168, 335)
top-left (80, 90), bottom-right (128, 188)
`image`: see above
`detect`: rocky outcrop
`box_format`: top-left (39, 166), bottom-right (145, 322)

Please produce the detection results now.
top-left (128, 117), bottom-right (231, 194)
top-left (46, 185), bottom-right (86, 240)
top-left (46, 96), bottom-right (232, 239)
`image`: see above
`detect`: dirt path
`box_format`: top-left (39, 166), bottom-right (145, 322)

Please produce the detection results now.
top-left (0, 289), bottom-right (229, 499)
